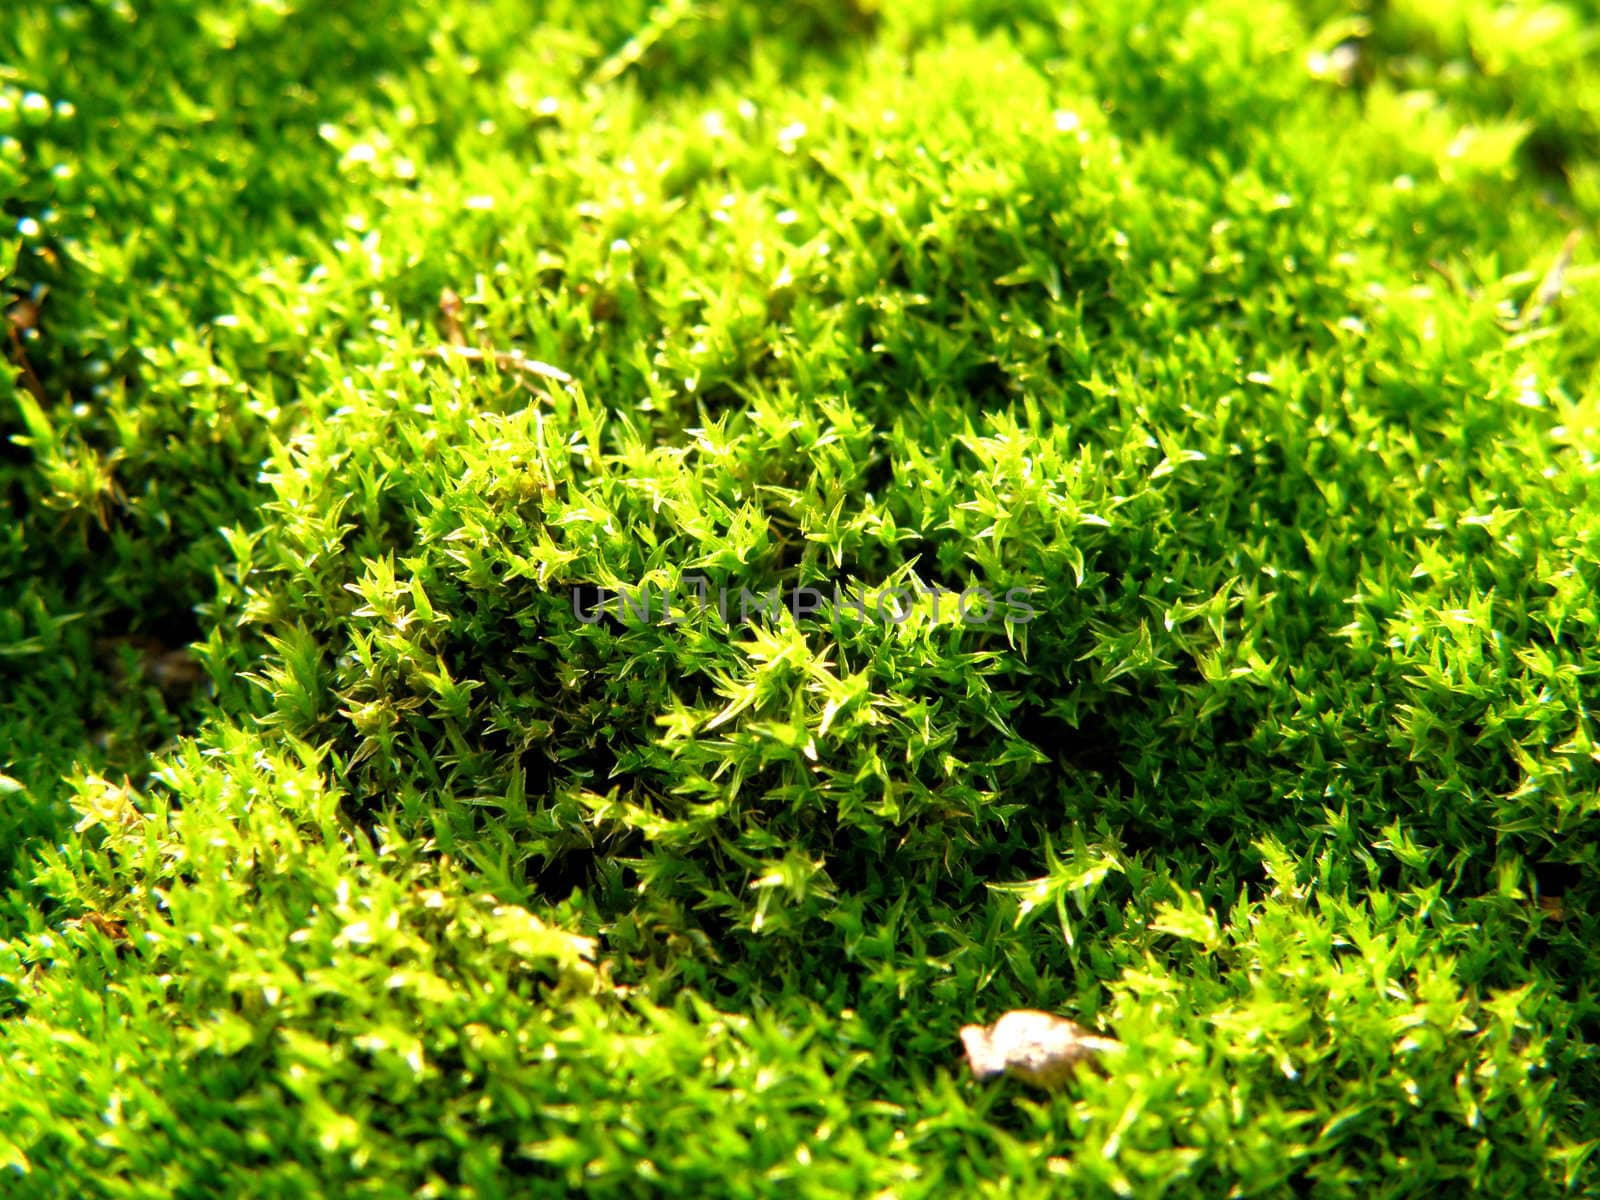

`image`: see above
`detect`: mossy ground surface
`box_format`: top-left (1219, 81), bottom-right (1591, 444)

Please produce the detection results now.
top-left (4, 1), bottom-right (1600, 1196)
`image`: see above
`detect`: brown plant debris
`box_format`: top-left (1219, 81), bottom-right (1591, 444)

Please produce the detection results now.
top-left (960, 1009), bottom-right (1123, 1089)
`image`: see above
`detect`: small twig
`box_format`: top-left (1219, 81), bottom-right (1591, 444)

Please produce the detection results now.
top-left (1427, 259), bottom-right (1476, 300)
top-left (424, 287), bottom-right (572, 386)
top-left (5, 294), bottom-right (49, 404)
top-left (422, 344), bottom-right (573, 385)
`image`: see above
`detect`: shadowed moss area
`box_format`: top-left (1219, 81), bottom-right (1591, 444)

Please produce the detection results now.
top-left (3, 0), bottom-right (1600, 1195)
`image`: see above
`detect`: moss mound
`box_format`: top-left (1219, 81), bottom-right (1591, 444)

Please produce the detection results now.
top-left (4, 1), bottom-right (1600, 1195)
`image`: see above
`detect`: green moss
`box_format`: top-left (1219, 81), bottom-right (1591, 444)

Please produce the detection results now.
top-left (3, 1), bottom-right (1600, 1195)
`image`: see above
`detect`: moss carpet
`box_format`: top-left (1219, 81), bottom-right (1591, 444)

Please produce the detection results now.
top-left (3, 1), bottom-right (1600, 1195)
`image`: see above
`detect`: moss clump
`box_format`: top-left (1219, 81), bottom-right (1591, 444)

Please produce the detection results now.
top-left (4, 1), bottom-right (1600, 1195)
